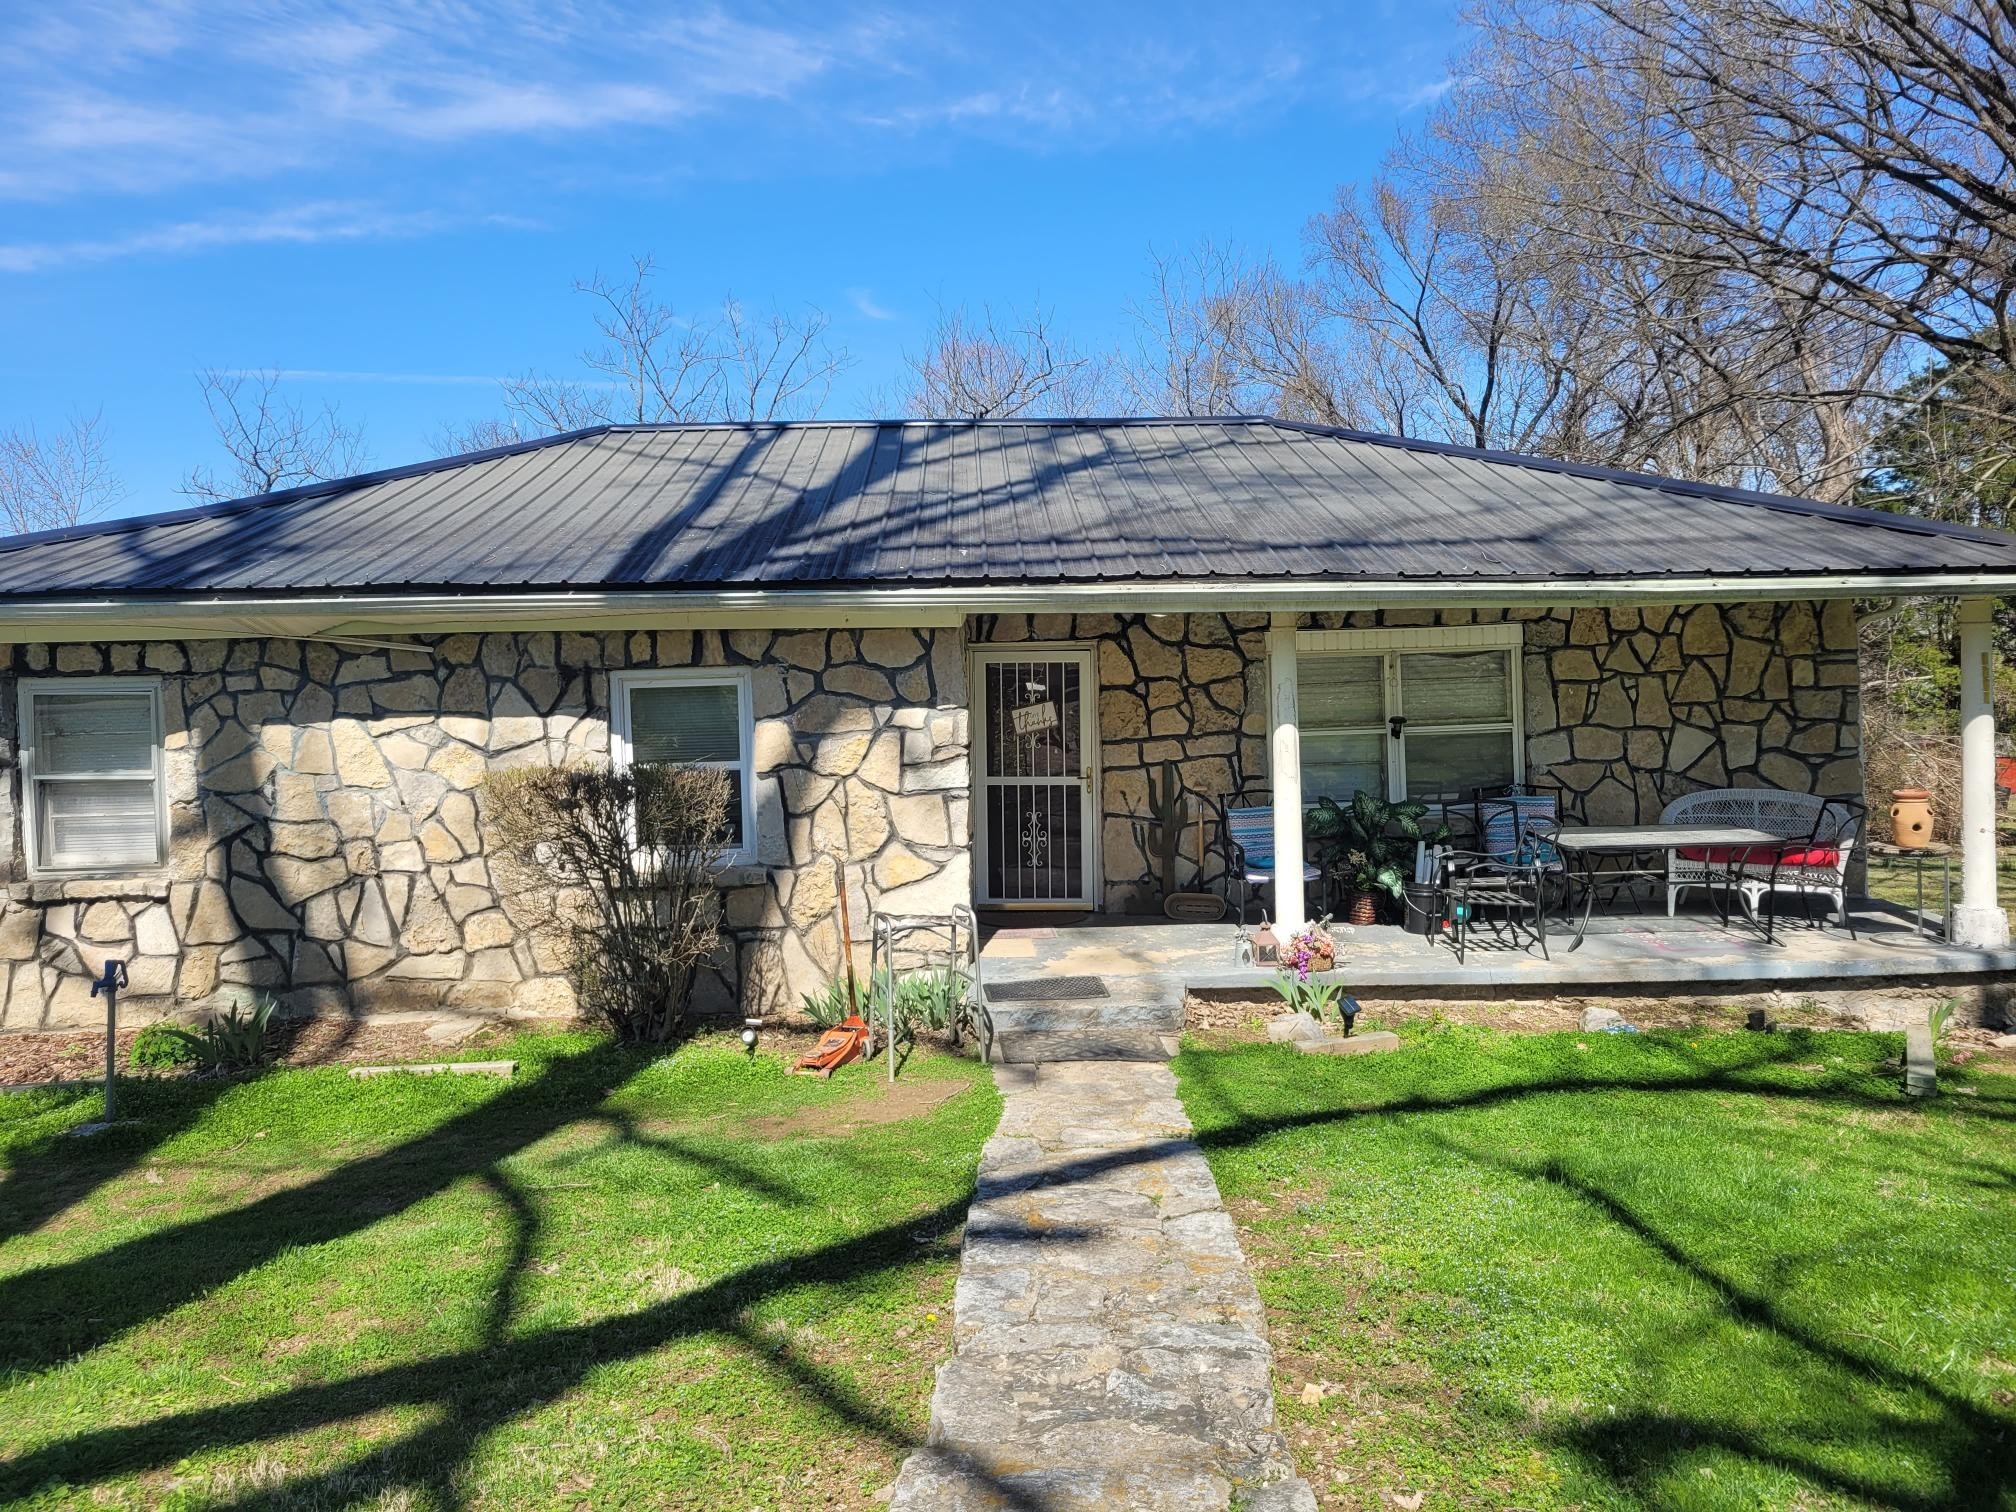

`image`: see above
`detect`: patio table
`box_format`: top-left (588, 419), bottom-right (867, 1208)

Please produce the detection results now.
top-left (1553, 823), bottom-right (1785, 950)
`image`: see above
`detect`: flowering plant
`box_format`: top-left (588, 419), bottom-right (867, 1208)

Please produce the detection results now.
top-left (1281, 918), bottom-right (1336, 982)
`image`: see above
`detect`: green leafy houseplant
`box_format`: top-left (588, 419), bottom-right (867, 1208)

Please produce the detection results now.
top-left (1305, 791), bottom-right (1451, 922)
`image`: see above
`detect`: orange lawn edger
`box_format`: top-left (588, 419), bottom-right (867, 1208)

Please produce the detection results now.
top-left (792, 853), bottom-right (871, 1078)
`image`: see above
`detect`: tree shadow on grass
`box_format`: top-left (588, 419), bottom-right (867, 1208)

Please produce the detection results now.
top-left (1181, 1041), bottom-right (2016, 1511)
top-left (0, 1075), bottom-right (240, 1247)
top-left (0, 1039), bottom-right (658, 1373)
top-left (1512, 1152), bottom-right (2014, 1510)
top-left (8, 1032), bottom-right (2013, 1510)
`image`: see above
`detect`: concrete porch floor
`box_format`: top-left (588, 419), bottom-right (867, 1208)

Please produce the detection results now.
top-left (976, 898), bottom-right (2016, 998)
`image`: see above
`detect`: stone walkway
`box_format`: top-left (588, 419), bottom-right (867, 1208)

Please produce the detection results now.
top-left (889, 1060), bottom-right (1315, 1511)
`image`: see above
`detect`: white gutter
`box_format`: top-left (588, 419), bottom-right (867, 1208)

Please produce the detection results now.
top-left (0, 573), bottom-right (2012, 641)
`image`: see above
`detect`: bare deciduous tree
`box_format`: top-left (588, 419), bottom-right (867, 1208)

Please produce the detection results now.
top-left (901, 302), bottom-right (1114, 420)
top-left (1461, 0), bottom-right (2015, 405)
top-left (0, 412), bottom-right (126, 534)
top-left (498, 255), bottom-right (851, 434)
top-left (181, 369), bottom-right (369, 502)
top-left (1120, 243), bottom-right (1355, 422)
top-left (427, 415), bottom-right (538, 458)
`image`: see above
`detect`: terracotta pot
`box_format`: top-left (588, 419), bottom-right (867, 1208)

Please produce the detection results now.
top-left (1345, 893), bottom-right (1379, 927)
top-left (1889, 787), bottom-right (1933, 849)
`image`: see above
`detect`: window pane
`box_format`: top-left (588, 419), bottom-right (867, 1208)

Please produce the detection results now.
top-left (1300, 654), bottom-right (1383, 729)
top-left (38, 779), bottom-right (158, 868)
top-left (1401, 651), bottom-right (1511, 725)
top-left (1404, 730), bottom-right (1516, 801)
top-left (1302, 731), bottom-right (1387, 805)
top-left (629, 683), bottom-right (740, 764)
top-left (35, 692), bottom-right (155, 775)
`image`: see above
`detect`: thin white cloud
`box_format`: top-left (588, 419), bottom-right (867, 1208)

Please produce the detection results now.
top-left (848, 287), bottom-right (897, 321)
top-left (215, 368), bottom-right (631, 390)
top-left (0, 202), bottom-right (519, 274)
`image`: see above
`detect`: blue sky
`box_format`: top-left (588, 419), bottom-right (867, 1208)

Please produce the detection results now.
top-left (1, 1), bottom-right (1462, 515)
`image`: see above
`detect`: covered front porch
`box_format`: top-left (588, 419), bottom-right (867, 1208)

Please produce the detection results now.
top-left (966, 594), bottom-right (2011, 962)
top-left (975, 902), bottom-right (2016, 1016)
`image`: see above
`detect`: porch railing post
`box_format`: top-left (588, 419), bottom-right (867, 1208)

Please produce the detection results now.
top-left (1953, 596), bottom-right (2009, 949)
top-left (1267, 612), bottom-right (1306, 934)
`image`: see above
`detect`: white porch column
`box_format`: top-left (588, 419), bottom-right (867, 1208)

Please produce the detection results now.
top-left (1953, 597), bottom-right (2009, 948)
top-left (1267, 612), bottom-right (1307, 933)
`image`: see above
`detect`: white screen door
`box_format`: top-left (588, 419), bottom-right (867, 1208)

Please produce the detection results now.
top-left (974, 649), bottom-right (1095, 905)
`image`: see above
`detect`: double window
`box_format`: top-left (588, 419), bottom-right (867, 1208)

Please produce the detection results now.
top-left (19, 680), bottom-right (167, 874)
top-left (610, 669), bottom-right (756, 863)
top-left (1299, 630), bottom-right (1522, 804)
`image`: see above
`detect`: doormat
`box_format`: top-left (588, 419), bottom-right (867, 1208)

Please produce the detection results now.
top-left (985, 975), bottom-right (1110, 1002)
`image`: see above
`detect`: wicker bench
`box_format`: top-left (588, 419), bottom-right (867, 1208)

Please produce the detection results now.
top-left (1662, 787), bottom-right (1863, 929)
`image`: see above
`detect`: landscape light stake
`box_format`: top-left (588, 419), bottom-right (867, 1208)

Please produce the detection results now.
top-left (90, 958), bottom-right (129, 1124)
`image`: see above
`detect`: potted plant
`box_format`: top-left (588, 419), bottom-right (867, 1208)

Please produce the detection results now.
top-left (1306, 791), bottom-right (1451, 926)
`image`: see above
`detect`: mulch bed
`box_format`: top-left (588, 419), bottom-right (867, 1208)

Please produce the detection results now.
top-left (0, 1018), bottom-right (521, 1091)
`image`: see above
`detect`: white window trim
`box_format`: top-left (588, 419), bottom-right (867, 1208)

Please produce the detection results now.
top-left (1295, 625), bottom-right (1525, 802)
top-left (18, 676), bottom-right (169, 878)
top-left (609, 668), bottom-right (757, 866)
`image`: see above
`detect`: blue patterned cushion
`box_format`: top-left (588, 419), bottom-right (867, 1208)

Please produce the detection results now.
top-left (1479, 794), bottom-right (1560, 866)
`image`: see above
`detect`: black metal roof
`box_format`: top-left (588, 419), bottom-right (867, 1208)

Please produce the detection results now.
top-left (3, 416), bottom-right (2014, 596)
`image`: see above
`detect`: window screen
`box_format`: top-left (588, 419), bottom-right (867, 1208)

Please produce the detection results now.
top-left (622, 679), bottom-right (748, 849)
top-left (27, 688), bottom-right (162, 871)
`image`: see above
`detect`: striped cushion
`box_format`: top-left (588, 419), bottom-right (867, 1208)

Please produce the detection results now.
top-left (1227, 806), bottom-right (1322, 882)
top-left (1227, 807), bottom-right (1275, 866)
top-left (1479, 794), bottom-right (1560, 866)
top-left (1217, 806), bottom-right (1330, 887)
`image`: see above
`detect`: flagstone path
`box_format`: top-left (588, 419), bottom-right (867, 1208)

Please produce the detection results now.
top-left (888, 1060), bottom-right (1315, 1511)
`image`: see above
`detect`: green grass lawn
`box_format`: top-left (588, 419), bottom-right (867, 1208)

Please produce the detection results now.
top-left (1175, 1025), bottom-right (2016, 1511)
top-left (1862, 848), bottom-right (2016, 931)
top-left (0, 1031), bottom-right (999, 1510)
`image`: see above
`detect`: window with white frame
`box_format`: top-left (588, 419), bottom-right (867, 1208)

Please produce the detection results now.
top-left (20, 680), bottom-right (166, 873)
top-left (610, 669), bottom-right (756, 862)
top-left (1299, 629), bottom-right (1523, 804)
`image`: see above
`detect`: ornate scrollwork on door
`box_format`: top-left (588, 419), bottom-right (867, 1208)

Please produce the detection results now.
top-left (1019, 807), bottom-right (1050, 868)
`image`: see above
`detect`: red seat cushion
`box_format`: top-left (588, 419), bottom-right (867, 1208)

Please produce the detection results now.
top-left (1677, 844), bottom-right (1840, 868)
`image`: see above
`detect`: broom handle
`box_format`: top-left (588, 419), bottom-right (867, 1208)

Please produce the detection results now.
top-left (835, 851), bottom-right (860, 1016)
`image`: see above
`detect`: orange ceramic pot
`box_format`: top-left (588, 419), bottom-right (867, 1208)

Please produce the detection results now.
top-left (1889, 788), bottom-right (1933, 849)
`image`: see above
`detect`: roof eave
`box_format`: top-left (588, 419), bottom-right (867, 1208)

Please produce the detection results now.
top-left (0, 570), bottom-right (2009, 642)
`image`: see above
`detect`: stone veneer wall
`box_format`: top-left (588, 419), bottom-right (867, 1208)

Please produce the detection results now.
top-left (974, 600), bottom-right (1861, 912)
top-left (0, 629), bottom-right (969, 1030)
top-left (1511, 600), bottom-right (1863, 821)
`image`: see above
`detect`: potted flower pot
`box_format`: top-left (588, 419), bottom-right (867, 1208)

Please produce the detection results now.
top-left (1889, 787), bottom-right (1933, 849)
top-left (1343, 892), bottom-right (1379, 927)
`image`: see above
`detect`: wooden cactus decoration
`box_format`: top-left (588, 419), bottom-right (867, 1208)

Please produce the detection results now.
top-left (1145, 759), bottom-right (1184, 897)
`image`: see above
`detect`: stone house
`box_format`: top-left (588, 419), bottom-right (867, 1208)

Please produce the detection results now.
top-left (1, 417), bottom-right (2013, 1029)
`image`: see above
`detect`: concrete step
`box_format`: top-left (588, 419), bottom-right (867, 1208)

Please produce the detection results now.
top-left (981, 995), bottom-right (1185, 1033)
top-left (983, 1030), bottom-right (1181, 1063)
